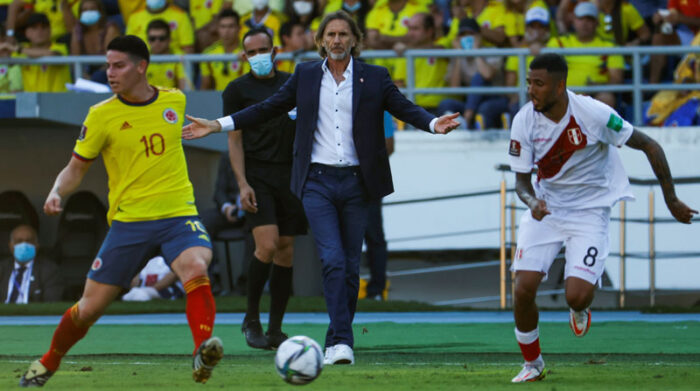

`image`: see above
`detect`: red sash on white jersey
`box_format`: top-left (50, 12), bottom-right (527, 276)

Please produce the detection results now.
top-left (536, 115), bottom-right (587, 181)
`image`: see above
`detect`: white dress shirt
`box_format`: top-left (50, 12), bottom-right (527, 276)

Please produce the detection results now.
top-left (216, 58), bottom-right (439, 149)
top-left (311, 59), bottom-right (358, 166)
top-left (5, 260), bottom-right (33, 304)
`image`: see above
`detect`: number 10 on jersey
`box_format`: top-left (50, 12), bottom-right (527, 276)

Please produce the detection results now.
top-left (140, 133), bottom-right (165, 157)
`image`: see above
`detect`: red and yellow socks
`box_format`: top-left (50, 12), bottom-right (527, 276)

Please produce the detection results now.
top-left (184, 276), bottom-right (216, 354)
top-left (40, 303), bottom-right (92, 372)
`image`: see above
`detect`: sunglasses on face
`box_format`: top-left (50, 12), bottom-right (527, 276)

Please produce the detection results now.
top-left (148, 35), bottom-right (169, 42)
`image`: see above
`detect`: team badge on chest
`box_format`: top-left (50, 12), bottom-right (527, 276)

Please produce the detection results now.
top-left (163, 108), bottom-right (178, 124)
top-left (567, 127), bottom-right (584, 146)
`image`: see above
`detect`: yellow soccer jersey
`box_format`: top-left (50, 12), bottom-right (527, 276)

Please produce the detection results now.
top-left (442, 0), bottom-right (506, 49)
top-left (147, 61), bottom-right (185, 89)
top-left (504, 47), bottom-right (534, 85)
top-left (200, 42), bottom-right (249, 90)
top-left (239, 10), bottom-right (286, 47)
top-left (596, 2), bottom-right (645, 44)
top-left (393, 56), bottom-right (450, 109)
top-left (22, 0), bottom-right (80, 41)
top-left (126, 5), bottom-right (195, 53)
top-left (190, 0), bottom-right (223, 30)
top-left (15, 42), bottom-right (70, 92)
top-left (73, 87), bottom-right (198, 225)
top-left (366, 0), bottom-right (429, 76)
top-left (547, 35), bottom-right (625, 86)
top-left (275, 57), bottom-right (296, 74)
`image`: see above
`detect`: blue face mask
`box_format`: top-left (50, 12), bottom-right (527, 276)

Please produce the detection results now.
top-left (147, 0), bottom-right (167, 11)
top-left (80, 10), bottom-right (101, 26)
top-left (248, 52), bottom-right (273, 76)
top-left (13, 242), bottom-right (36, 263)
top-left (343, 2), bottom-right (362, 13)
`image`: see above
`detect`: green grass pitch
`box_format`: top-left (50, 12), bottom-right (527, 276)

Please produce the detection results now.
top-left (1, 321), bottom-right (699, 390)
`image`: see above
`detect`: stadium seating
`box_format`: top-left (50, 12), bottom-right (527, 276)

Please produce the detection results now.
top-left (53, 191), bottom-right (108, 301)
top-left (0, 190), bottom-right (39, 258)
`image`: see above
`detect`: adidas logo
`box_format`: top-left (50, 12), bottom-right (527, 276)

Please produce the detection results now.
top-left (120, 121), bottom-right (132, 130)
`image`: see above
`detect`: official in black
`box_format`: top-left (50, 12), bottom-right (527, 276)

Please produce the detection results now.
top-left (223, 27), bottom-right (307, 350)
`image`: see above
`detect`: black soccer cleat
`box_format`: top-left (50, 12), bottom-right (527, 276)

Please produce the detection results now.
top-left (19, 360), bottom-right (54, 387)
top-left (265, 330), bottom-right (289, 350)
top-left (241, 318), bottom-right (269, 349)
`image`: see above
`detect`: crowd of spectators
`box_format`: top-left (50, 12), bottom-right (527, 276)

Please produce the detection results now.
top-left (0, 0), bottom-right (699, 127)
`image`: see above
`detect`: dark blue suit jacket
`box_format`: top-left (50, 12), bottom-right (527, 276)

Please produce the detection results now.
top-left (231, 58), bottom-right (435, 200)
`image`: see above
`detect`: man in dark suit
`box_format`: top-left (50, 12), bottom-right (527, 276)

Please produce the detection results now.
top-left (200, 152), bottom-right (244, 237)
top-left (1, 224), bottom-right (63, 303)
top-left (183, 11), bottom-right (460, 365)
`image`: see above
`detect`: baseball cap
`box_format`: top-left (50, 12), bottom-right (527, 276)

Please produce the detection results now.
top-left (26, 13), bottom-right (51, 27)
top-left (458, 18), bottom-right (480, 35)
top-left (525, 7), bottom-right (550, 26)
top-left (574, 2), bottom-right (598, 19)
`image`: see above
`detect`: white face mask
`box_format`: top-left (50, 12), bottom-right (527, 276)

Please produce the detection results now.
top-left (147, 0), bottom-right (167, 11)
top-left (252, 0), bottom-right (269, 11)
top-left (293, 1), bottom-right (313, 16)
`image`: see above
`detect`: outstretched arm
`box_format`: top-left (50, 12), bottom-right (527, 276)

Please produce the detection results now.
top-left (625, 129), bottom-right (697, 223)
top-left (182, 114), bottom-right (223, 139)
top-left (515, 172), bottom-right (550, 221)
top-left (44, 156), bottom-right (92, 215)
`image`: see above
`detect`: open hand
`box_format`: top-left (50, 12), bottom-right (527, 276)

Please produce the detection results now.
top-left (434, 112), bottom-right (460, 134)
top-left (182, 115), bottom-right (221, 140)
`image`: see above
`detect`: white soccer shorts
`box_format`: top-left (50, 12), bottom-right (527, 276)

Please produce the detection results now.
top-left (512, 207), bottom-right (611, 285)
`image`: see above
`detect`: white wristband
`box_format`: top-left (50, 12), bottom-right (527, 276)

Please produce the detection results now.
top-left (216, 116), bottom-right (235, 132)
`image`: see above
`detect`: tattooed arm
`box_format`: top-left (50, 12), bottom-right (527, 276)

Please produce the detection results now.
top-left (625, 129), bottom-right (697, 224)
top-left (515, 172), bottom-right (550, 221)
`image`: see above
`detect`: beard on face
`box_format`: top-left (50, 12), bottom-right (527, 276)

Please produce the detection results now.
top-left (532, 97), bottom-right (556, 113)
top-left (326, 43), bottom-right (352, 60)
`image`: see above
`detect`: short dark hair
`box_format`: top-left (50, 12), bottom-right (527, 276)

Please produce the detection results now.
top-left (315, 11), bottom-right (363, 58)
top-left (530, 53), bottom-right (568, 81)
top-left (147, 19), bottom-right (170, 36)
top-left (218, 8), bottom-right (240, 25)
top-left (242, 27), bottom-right (273, 50)
top-left (107, 35), bottom-right (150, 64)
top-left (279, 21), bottom-right (300, 43)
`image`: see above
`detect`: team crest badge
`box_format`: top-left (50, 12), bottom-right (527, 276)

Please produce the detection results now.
top-left (0, 65), bottom-right (6, 76)
top-left (163, 108), bottom-right (178, 124)
top-left (166, 69), bottom-right (174, 80)
top-left (509, 139), bottom-right (521, 157)
top-left (567, 127), bottom-right (584, 146)
top-left (169, 21), bottom-right (178, 30)
top-left (516, 248), bottom-right (523, 260)
top-left (91, 258), bottom-right (102, 271)
top-left (78, 125), bottom-right (88, 140)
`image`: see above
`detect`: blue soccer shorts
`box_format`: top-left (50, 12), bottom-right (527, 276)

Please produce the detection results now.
top-left (87, 216), bottom-right (212, 289)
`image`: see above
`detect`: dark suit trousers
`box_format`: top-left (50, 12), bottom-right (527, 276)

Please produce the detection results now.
top-left (302, 164), bottom-right (369, 349)
top-left (365, 199), bottom-right (388, 297)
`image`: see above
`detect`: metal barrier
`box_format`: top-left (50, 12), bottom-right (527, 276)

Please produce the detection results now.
top-left (5, 45), bottom-right (700, 125)
top-left (497, 164), bottom-right (700, 309)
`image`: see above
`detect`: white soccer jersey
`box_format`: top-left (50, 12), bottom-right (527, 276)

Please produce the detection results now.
top-left (508, 90), bottom-right (635, 209)
top-left (138, 256), bottom-right (182, 291)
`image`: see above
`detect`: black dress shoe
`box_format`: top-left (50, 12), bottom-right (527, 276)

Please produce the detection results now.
top-left (241, 318), bottom-right (269, 349)
top-left (265, 330), bottom-right (289, 350)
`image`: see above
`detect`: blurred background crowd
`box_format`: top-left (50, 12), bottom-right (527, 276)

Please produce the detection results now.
top-left (0, 0), bottom-right (699, 127)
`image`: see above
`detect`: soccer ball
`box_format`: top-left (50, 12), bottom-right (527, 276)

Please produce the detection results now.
top-left (274, 335), bottom-right (324, 385)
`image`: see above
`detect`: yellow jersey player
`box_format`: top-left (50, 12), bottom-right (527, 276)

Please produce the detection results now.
top-left (19, 36), bottom-right (223, 388)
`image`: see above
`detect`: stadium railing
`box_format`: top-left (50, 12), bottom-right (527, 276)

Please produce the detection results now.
top-left (5, 45), bottom-right (700, 126)
top-left (495, 164), bottom-right (700, 309)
